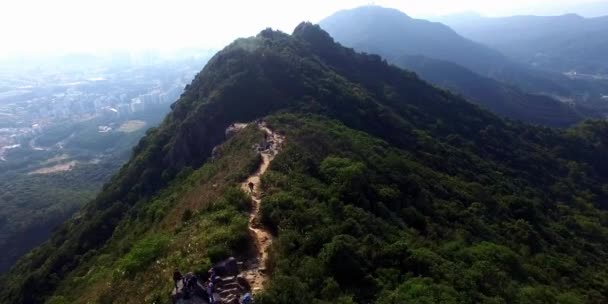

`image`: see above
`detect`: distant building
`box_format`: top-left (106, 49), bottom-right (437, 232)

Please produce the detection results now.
top-left (98, 126), bottom-right (112, 133)
top-left (116, 103), bottom-right (131, 116)
top-left (130, 98), bottom-right (145, 112)
top-left (138, 90), bottom-right (162, 106)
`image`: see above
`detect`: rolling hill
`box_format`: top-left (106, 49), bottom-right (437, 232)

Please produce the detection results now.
top-left (2, 23), bottom-right (608, 304)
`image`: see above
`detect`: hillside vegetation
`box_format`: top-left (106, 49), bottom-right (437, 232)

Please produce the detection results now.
top-left (2, 23), bottom-right (608, 304)
top-left (398, 55), bottom-right (590, 127)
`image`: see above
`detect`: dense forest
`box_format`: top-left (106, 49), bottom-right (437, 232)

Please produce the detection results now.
top-left (396, 55), bottom-right (592, 127)
top-left (257, 114), bottom-right (608, 303)
top-left (2, 23), bottom-right (608, 303)
top-left (0, 164), bottom-right (115, 272)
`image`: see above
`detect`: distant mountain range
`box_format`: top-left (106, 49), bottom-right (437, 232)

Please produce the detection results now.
top-left (319, 6), bottom-right (508, 78)
top-left (440, 13), bottom-right (608, 76)
top-left (566, 1), bottom-right (608, 17)
top-left (520, 1), bottom-right (608, 18)
top-left (320, 6), bottom-right (597, 126)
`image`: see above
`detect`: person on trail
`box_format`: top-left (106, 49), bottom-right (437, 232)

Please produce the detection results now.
top-left (248, 182), bottom-right (255, 193)
top-left (209, 267), bottom-right (217, 283)
top-left (173, 268), bottom-right (183, 291)
top-left (185, 273), bottom-right (197, 289)
top-left (207, 282), bottom-right (215, 304)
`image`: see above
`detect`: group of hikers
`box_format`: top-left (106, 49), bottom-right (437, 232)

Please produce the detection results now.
top-left (172, 264), bottom-right (253, 304)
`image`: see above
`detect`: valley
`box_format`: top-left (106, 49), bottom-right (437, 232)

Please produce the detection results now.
top-left (0, 51), bottom-right (211, 273)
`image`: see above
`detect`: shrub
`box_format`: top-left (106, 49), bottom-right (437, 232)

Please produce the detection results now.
top-left (116, 234), bottom-right (169, 277)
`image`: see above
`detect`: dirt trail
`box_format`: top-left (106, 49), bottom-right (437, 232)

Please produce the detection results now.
top-left (239, 122), bottom-right (284, 293)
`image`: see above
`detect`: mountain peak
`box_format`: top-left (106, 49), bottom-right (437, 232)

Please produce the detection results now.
top-left (560, 13), bottom-right (584, 19)
top-left (292, 21), bottom-right (336, 48)
top-left (340, 5), bottom-right (412, 19)
top-left (257, 27), bottom-right (287, 40)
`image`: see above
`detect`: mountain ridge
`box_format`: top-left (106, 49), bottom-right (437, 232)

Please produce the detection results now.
top-left (2, 23), bottom-right (608, 304)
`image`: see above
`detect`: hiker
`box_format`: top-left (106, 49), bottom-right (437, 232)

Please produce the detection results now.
top-left (185, 273), bottom-right (197, 289)
top-left (209, 267), bottom-right (217, 283)
top-left (248, 182), bottom-right (254, 193)
top-left (173, 268), bottom-right (183, 291)
top-left (207, 282), bottom-right (215, 304)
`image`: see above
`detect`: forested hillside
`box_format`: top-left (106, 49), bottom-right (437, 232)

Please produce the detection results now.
top-left (0, 104), bottom-right (167, 273)
top-left (398, 55), bottom-right (590, 127)
top-left (2, 23), bottom-right (608, 304)
top-left (0, 164), bottom-right (115, 273)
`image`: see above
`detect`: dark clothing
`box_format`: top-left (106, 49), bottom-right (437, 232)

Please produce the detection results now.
top-left (173, 271), bottom-right (183, 291)
top-left (173, 271), bottom-right (183, 282)
top-left (183, 272), bottom-right (196, 290)
top-left (186, 275), bottom-right (197, 289)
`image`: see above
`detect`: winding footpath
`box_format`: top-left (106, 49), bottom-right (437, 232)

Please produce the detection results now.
top-left (239, 122), bottom-right (284, 293)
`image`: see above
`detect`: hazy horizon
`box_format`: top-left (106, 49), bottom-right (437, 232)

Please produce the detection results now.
top-left (0, 0), bottom-right (606, 58)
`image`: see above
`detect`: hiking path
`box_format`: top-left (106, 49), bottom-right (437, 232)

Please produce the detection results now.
top-left (239, 121), bottom-right (284, 293)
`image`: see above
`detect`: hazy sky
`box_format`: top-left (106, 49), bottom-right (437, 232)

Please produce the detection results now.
top-left (0, 0), bottom-right (604, 57)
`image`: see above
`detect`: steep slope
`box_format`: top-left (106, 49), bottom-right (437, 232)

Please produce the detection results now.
top-left (441, 13), bottom-right (608, 75)
top-left (320, 6), bottom-right (608, 112)
top-left (2, 24), bottom-right (608, 304)
top-left (398, 55), bottom-right (591, 127)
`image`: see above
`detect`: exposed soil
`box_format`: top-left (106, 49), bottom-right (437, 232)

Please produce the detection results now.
top-left (239, 122), bottom-right (284, 293)
top-left (29, 160), bottom-right (78, 175)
